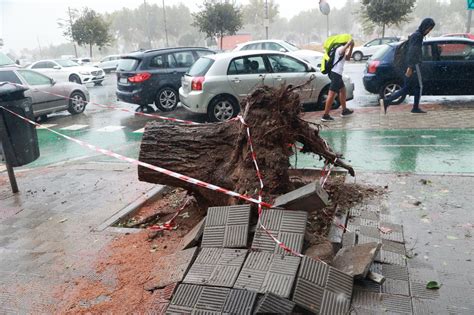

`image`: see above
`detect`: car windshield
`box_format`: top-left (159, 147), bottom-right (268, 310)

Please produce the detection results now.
top-left (283, 41), bottom-right (300, 52)
top-left (186, 57), bottom-right (214, 76)
top-left (0, 52), bottom-right (15, 66)
top-left (55, 59), bottom-right (79, 67)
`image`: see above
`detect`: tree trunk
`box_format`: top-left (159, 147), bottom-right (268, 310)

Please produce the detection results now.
top-left (382, 23), bottom-right (386, 38)
top-left (138, 85), bottom-right (354, 206)
top-left (220, 34), bottom-right (223, 50)
top-left (89, 43), bottom-right (93, 58)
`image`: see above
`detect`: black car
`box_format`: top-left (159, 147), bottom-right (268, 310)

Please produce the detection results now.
top-left (363, 37), bottom-right (474, 104)
top-left (116, 47), bottom-right (215, 112)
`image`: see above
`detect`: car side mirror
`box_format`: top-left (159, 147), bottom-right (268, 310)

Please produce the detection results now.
top-left (307, 66), bottom-right (317, 72)
top-left (50, 78), bottom-right (56, 85)
top-left (279, 48), bottom-right (287, 52)
top-left (15, 60), bottom-right (20, 65)
top-left (53, 65), bottom-right (61, 70)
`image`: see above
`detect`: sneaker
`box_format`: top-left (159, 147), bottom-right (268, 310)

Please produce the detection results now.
top-left (411, 108), bottom-right (427, 114)
top-left (341, 108), bottom-right (354, 117)
top-left (321, 114), bottom-right (335, 122)
top-left (379, 98), bottom-right (389, 114)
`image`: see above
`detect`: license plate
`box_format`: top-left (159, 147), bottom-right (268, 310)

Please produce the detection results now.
top-left (119, 77), bottom-right (128, 84)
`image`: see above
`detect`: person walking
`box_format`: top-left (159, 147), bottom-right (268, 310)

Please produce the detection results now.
top-left (380, 18), bottom-right (436, 114)
top-left (321, 39), bottom-right (355, 122)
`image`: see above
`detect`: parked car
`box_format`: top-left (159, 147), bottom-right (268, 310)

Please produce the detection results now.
top-left (71, 57), bottom-right (92, 66)
top-left (0, 67), bottom-right (89, 119)
top-left (95, 55), bottom-right (121, 73)
top-left (0, 51), bottom-right (17, 67)
top-left (352, 37), bottom-right (400, 61)
top-left (442, 33), bottom-right (474, 40)
top-left (179, 50), bottom-right (354, 122)
top-left (233, 40), bottom-right (324, 67)
top-left (363, 37), bottom-right (474, 104)
top-left (28, 59), bottom-right (105, 85)
top-left (116, 47), bottom-right (215, 112)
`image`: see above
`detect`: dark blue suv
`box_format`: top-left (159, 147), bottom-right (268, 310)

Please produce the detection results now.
top-left (116, 47), bottom-right (215, 112)
top-left (363, 37), bottom-right (474, 104)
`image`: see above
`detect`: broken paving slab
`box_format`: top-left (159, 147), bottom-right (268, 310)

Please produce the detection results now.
top-left (183, 248), bottom-right (247, 287)
top-left (273, 181), bottom-right (329, 211)
top-left (179, 218), bottom-right (205, 250)
top-left (292, 256), bottom-right (353, 314)
top-left (166, 284), bottom-right (257, 314)
top-left (201, 205), bottom-right (250, 248)
top-left (331, 242), bottom-right (382, 279)
top-left (253, 292), bottom-right (295, 314)
top-left (233, 251), bottom-right (301, 298)
top-left (252, 209), bottom-right (307, 255)
top-left (144, 247), bottom-right (198, 291)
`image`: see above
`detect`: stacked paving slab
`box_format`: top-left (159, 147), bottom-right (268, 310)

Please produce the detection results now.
top-left (149, 200), bottom-right (354, 314)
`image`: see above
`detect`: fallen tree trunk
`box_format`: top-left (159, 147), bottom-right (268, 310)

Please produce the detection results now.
top-left (138, 85), bottom-right (354, 206)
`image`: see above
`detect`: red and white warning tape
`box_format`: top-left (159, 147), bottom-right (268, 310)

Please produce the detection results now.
top-left (0, 105), bottom-right (272, 208)
top-left (3, 82), bottom-right (200, 125)
top-left (148, 198), bottom-right (192, 232)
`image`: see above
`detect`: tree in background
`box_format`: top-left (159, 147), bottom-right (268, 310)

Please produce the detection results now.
top-left (57, 7), bottom-right (79, 57)
top-left (193, 1), bottom-right (243, 50)
top-left (242, 0), bottom-right (279, 37)
top-left (71, 8), bottom-right (112, 58)
top-left (360, 0), bottom-right (416, 37)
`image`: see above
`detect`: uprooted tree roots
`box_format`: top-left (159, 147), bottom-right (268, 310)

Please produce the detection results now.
top-left (138, 85), bottom-right (354, 206)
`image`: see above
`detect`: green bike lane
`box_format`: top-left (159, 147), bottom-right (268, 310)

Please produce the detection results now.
top-left (26, 127), bottom-right (474, 174)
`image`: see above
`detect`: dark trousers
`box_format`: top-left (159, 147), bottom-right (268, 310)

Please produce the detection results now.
top-left (385, 64), bottom-right (423, 109)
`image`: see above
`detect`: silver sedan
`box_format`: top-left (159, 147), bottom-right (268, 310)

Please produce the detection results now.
top-left (0, 67), bottom-right (89, 119)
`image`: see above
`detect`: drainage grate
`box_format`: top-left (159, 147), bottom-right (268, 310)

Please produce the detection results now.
top-left (183, 248), bottom-right (247, 287)
top-left (201, 205), bottom-right (250, 248)
top-left (253, 292), bottom-right (295, 314)
top-left (234, 251), bottom-right (301, 298)
top-left (167, 284), bottom-right (257, 314)
top-left (145, 247), bottom-right (198, 291)
top-left (292, 256), bottom-right (353, 314)
top-left (252, 209), bottom-right (307, 255)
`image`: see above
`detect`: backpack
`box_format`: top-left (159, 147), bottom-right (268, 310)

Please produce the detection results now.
top-left (393, 39), bottom-right (410, 71)
top-left (321, 34), bottom-right (352, 75)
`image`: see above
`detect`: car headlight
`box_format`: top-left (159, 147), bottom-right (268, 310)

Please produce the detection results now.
top-left (79, 71), bottom-right (90, 75)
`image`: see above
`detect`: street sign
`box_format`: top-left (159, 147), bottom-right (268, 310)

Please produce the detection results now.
top-left (468, 0), bottom-right (474, 10)
top-left (319, 0), bottom-right (330, 15)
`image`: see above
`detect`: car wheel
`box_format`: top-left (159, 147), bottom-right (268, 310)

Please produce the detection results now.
top-left (208, 96), bottom-right (239, 122)
top-left (352, 51), bottom-right (363, 62)
top-left (69, 74), bottom-right (82, 84)
top-left (155, 87), bottom-right (178, 112)
top-left (93, 80), bottom-right (103, 86)
top-left (380, 81), bottom-right (406, 105)
top-left (317, 87), bottom-right (341, 111)
top-left (68, 91), bottom-right (87, 114)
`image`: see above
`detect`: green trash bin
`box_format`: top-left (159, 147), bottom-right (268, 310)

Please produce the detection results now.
top-left (0, 83), bottom-right (40, 167)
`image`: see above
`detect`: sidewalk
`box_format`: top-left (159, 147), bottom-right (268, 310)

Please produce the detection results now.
top-left (0, 160), bottom-right (155, 312)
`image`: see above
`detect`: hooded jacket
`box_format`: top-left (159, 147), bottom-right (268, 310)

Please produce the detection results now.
top-left (406, 18), bottom-right (436, 68)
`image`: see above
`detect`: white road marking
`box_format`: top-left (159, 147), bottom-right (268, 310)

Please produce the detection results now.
top-left (133, 128), bottom-right (145, 133)
top-left (36, 124), bottom-right (57, 129)
top-left (96, 126), bottom-right (125, 132)
top-left (60, 124), bottom-right (89, 131)
top-left (421, 135), bottom-right (437, 139)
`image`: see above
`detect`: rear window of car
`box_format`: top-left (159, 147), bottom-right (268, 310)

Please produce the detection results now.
top-left (187, 57), bottom-right (214, 76)
top-left (117, 58), bottom-right (140, 71)
top-left (370, 45), bottom-right (392, 60)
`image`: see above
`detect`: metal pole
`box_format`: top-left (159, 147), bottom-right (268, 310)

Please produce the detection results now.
top-left (0, 142), bottom-right (18, 193)
top-left (163, 0), bottom-right (169, 47)
top-left (265, 0), bottom-right (269, 39)
top-left (467, 10), bottom-right (472, 33)
top-left (326, 15), bottom-right (329, 38)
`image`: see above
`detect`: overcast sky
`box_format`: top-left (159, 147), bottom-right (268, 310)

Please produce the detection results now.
top-left (0, 0), bottom-right (348, 52)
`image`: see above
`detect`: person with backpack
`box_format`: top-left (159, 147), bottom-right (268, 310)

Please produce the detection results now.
top-left (380, 18), bottom-right (436, 114)
top-left (321, 38), bottom-right (355, 122)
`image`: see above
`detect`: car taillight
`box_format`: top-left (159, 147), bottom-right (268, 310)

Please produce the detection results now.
top-left (128, 72), bottom-right (151, 83)
top-left (367, 60), bottom-right (380, 74)
top-left (191, 77), bottom-right (205, 91)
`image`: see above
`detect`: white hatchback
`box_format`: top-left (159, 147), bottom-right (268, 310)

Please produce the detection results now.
top-left (179, 51), bottom-right (354, 122)
top-left (28, 59), bottom-right (105, 85)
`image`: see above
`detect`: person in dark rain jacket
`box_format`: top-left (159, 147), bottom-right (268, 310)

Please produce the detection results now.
top-left (380, 18), bottom-right (436, 114)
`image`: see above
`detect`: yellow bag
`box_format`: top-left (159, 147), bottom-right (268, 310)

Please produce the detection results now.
top-left (321, 34), bottom-right (352, 74)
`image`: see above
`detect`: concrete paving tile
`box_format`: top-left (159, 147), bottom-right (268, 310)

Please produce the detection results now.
top-left (381, 264), bottom-right (409, 281)
top-left (201, 205), bottom-right (250, 248)
top-left (408, 268), bottom-right (439, 283)
top-left (183, 248), bottom-right (247, 287)
top-left (234, 251), bottom-right (300, 298)
top-left (409, 281), bottom-right (440, 300)
top-left (350, 289), bottom-right (382, 308)
top-left (221, 289), bottom-right (257, 315)
top-left (382, 239), bottom-right (406, 255)
top-left (382, 294), bottom-right (413, 314)
top-left (381, 278), bottom-right (410, 296)
top-left (375, 250), bottom-right (407, 266)
top-left (254, 292), bottom-right (295, 314)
